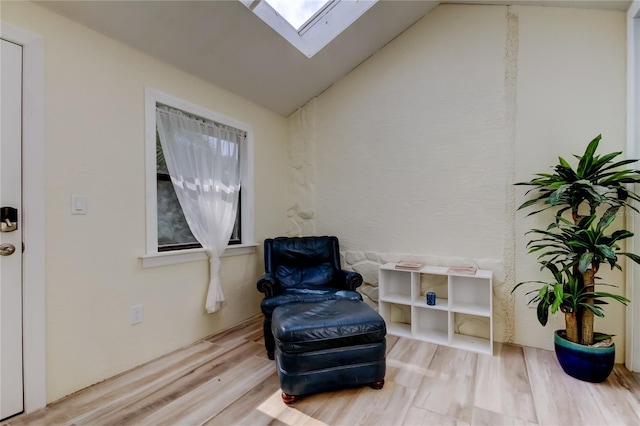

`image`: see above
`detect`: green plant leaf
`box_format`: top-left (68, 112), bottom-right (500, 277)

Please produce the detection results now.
top-left (578, 215), bottom-right (597, 228)
top-left (590, 151), bottom-right (622, 173)
top-left (593, 334), bottom-right (614, 342)
top-left (609, 230), bottom-right (634, 244)
top-left (593, 291), bottom-right (630, 304)
top-left (579, 252), bottom-right (594, 273)
top-left (549, 185), bottom-right (569, 205)
top-left (580, 303), bottom-right (605, 317)
top-left (537, 299), bottom-right (549, 326)
top-left (621, 252), bottom-right (640, 265)
top-left (598, 158), bottom-right (640, 176)
top-left (551, 284), bottom-right (564, 313)
top-left (596, 244), bottom-right (616, 261)
top-left (517, 199), bottom-right (540, 210)
top-left (596, 207), bottom-right (619, 232)
top-left (558, 157), bottom-right (572, 168)
top-left (576, 135), bottom-right (600, 178)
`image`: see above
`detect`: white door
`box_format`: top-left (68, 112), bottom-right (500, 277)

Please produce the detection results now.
top-left (0, 38), bottom-right (24, 420)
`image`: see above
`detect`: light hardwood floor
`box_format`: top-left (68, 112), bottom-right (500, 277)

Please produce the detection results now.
top-left (4, 315), bottom-right (640, 426)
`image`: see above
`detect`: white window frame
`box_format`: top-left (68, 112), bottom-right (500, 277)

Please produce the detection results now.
top-left (240, 0), bottom-right (377, 58)
top-left (141, 88), bottom-right (256, 268)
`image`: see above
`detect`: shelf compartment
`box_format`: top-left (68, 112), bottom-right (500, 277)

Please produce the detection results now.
top-left (379, 268), bottom-right (412, 301)
top-left (379, 301), bottom-right (411, 338)
top-left (451, 312), bottom-right (491, 354)
top-left (419, 273), bottom-right (448, 300)
top-left (449, 276), bottom-right (491, 313)
top-left (413, 307), bottom-right (448, 346)
top-left (385, 322), bottom-right (412, 338)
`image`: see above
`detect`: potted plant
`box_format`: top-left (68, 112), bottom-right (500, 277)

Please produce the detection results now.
top-left (514, 134), bottom-right (640, 382)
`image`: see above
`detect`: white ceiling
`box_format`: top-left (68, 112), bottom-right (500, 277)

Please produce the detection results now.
top-left (36, 0), bottom-right (631, 117)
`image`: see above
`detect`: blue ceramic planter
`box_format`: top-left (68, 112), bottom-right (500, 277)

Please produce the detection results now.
top-left (554, 330), bottom-right (615, 383)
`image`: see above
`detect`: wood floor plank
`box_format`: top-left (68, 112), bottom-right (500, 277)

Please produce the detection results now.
top-left (207, 315), bottom-right (264, 347)
top-left (240, 390), bottom-right (329, 426)
top-left (318, 388), bottom-right (381, 426)
top-left (471, 406), bottom-right (538, 426)
top-left (204, 372), bottom-right (281, 425)
top-left (296, 387), bottom-right (366, 425)
top-left (473, 343), bottom-right (537, 424)
top-left (385, 337), bottom-right (438, 390)
top-left (78, 340), bottom-right (265, 425)
top-left (523, 346), bottom-right (608, 426)
top-left (6, 340), bottom-right (222, 426)
top-left (136, 355), bottom-right (274, 425)
top-left (355, 381), bottom-right (415, 426)
top-left (5, 316), bottom-right (640, 426)
top-left (586, 364), bottom-right (640, 426)
top-left (412, 345), bottom-right (478, 424)
top-left (284, 380), bottom-right (412, 426)
top-left (403, 406), bottom-right (469, 426)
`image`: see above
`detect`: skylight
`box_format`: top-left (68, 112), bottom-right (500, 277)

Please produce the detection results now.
top-left (241, 0), bottom-right (378, 58)
top-left (264, 0), bottom-right (331, 31)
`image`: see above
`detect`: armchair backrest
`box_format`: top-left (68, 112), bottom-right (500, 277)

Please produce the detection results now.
top-left (264, 236), bottom-right (342, 290)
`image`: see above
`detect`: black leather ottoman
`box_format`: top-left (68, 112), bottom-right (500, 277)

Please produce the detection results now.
top-left (271, 299), bottom-right (386, 404)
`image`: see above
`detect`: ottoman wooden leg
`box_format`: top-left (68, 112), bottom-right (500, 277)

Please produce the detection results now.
top-left (369, 379), bottom-right (385, 390)
top-left (281, 392), bottom-right (300, 405)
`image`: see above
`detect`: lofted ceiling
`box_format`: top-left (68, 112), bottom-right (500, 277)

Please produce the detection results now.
top-left (36, 0), bottom-right (631, 117)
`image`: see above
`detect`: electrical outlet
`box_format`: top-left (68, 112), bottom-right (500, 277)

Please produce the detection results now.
top-left (130, 305), bottom-right (143, 325)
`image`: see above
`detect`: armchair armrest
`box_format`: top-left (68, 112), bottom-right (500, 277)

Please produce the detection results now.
top-left (335, 269), bottom-right (363, 291)
top-left (257, 273), bottom-right (281, 298)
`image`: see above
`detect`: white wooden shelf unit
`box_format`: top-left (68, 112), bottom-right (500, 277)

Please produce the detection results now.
top-left (378, 263), bottom-right (493, 355)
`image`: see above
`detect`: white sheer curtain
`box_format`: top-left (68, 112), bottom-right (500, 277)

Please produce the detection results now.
top-left (156, 105), bottom-right (243, 313)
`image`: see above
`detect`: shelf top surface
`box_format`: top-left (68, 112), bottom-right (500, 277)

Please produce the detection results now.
top-left (381, 263), bottom-right (492, 278)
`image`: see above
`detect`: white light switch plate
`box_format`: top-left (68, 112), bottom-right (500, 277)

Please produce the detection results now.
top-left (71, 195), bottom-right (87, 215)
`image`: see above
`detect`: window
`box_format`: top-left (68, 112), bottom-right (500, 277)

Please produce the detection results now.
top-left (155, 113), bottom-right (241, 252)
top-left (264, 0), bottom-right (332, 30)
top-left (240, 0), bottom-right (378, 58)
top-left (143, 88), bottom-right (255, 268)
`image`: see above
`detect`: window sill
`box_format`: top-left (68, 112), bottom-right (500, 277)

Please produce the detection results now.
top-left (140, 243), bottom-right (258, 269)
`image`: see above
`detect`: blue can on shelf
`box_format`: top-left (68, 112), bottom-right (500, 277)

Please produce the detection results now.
top-left (426, 292), bottom-right (436, 305)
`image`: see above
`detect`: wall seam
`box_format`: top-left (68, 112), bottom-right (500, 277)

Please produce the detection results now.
top-left (502, 5), bottom-right (519, 344)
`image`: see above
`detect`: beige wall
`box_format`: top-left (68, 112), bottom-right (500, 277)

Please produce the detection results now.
top-left (289, 4), bottom-right (628, 360)
top-left (314, 4), bottom-right (511, 259)
top-left (2, 1), bottom-right (288, 402)
top-left (513, 5), bottom-right (627, 356)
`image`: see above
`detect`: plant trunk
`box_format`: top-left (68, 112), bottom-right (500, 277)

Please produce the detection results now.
top-left (572, 211), bottom-right (581, 224)
top-left (565, 311), bottom-right (579, 343)
top-left (581, 269), bottom-right (596, 345)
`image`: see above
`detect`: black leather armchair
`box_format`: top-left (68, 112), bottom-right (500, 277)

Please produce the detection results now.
top-left (257, 236), bottom-right (363, 359)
